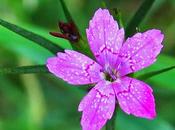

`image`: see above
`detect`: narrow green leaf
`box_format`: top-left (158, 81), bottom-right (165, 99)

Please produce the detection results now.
top-left (125, 0), bottom-right (155, 37)
top-left (137, 65), bottom-right (175, 80)
top-left (60, 0), bottom-right (73, 22)
top-left (0, 19), bottom-right (63, 54)
top-left (134, 54), bottom-right (175, 90)
top-left (0, 65), bottom-right (49, 75)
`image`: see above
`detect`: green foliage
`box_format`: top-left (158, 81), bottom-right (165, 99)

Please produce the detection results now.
top-left (117, 110), bottom-right (174, 130)
top-left (0, 19), bottom-right (63, 54)
top-left (0, 23), bottom-right (71, 63)
top-left (60, 0), bottom-right (74, 22)
top-left (125, 0), bottom-right (155, 37)
top-left (135, 54), bottom-right (175, 90)
top-left (137, 65), bottom-right (175, 81)
top-left (110, 8), bottom-right (124, 28)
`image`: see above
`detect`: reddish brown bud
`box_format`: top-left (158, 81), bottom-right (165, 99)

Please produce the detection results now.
top-left (49, 32), bottom-right (68, 39)
top-left (50, 21), bottom-right (80, 42)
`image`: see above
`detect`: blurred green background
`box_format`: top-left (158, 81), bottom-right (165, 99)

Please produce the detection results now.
top-left (0, 0), bottom-right (175, 130)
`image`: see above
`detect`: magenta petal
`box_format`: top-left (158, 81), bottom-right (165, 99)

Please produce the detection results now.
top-left (46, 50), bottom-right (103, 85)
top-left (86, 8), bottom-right (124, 68)
top-left (117, 29), bottom-right (164, 76)
top-left (78, 81), bottom-right (115, 130)
top-left (112, 77), bottom-right (156, 119)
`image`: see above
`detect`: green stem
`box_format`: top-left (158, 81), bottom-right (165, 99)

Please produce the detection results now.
top-left (137, 65), bottom-right (175, 80)
top-left (0, 65), bottom-right (49, 75)
top-left (60, 0), bottom-right (73, 22)
top-left (125, 0), bottom-right (155, 37)
top-left (106, 107), bottom-right (117, 130)
top-left (59, 0), bottom-right (94, 57)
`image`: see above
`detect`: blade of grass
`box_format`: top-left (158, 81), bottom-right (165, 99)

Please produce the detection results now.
top-left (0, 19), bottom-right (63, 54)
top-left (0, 65), bottom-right (49, 75)
top-left (125, 0), bottom-right (155, 37)
top-left (137, 65), bottom-right (175, 80)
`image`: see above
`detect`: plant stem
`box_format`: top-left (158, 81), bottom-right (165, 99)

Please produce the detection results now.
top-left (106, 107), bottom-right (117, 130)
top-left (60, 0), bottom-right (73, 22)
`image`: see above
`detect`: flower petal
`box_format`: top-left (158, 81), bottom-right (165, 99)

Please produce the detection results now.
top-left (78, 81), bottom-right (115, 130)
top-left (86, 8), bottom-right (124, 68)
top-left (112, 77), bottom-right (156, 119)
top-left (46, 50), bottom-right (103, 85)
top-left (117, 29), bottom-right (164, 76)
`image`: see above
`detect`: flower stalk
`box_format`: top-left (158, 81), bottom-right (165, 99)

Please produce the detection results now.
top-left (106, 108), bottom-right (117, 130)
top-left (57, 0), bottom-right (94, 58)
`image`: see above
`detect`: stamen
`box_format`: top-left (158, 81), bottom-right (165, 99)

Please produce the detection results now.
top-left (104, 66), bottom-right (119, 82)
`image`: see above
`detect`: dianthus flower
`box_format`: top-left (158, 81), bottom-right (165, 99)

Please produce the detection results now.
top-left (47, 8), bottom-right (164, 130)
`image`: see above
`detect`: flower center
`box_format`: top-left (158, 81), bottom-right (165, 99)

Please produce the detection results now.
top-left (104, 66), bottom-right (119, 82)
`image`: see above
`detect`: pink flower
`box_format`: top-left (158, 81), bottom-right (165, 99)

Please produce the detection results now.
top-left (46, 8), bottom-right (164, 130)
